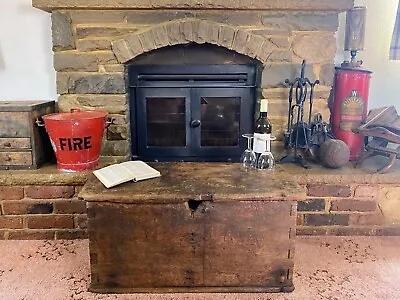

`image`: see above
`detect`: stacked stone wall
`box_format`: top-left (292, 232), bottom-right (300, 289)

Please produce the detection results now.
top-left (51, 9), bottom-right (340, 157)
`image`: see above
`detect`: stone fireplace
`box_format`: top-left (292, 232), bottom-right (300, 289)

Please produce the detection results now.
top-left (0, 0), bottom-right (397, 243)
top-left (33, 0), bottom-right (354, 161)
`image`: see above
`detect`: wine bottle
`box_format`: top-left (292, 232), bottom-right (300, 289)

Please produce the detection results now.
top-left (253, 99), bottom-right (272, 154)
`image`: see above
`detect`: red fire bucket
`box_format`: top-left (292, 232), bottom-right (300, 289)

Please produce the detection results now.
top-left (40, 109), bottom-right (108, 172)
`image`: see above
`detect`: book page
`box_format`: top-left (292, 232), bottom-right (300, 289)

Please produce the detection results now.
top-left (93, 164), bottom-right (134, 188)
top-left (119, 161), bottom-right (161, 182)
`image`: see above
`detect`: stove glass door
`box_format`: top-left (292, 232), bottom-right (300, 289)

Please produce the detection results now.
top-left (136, 87), bottom-right (191, 158)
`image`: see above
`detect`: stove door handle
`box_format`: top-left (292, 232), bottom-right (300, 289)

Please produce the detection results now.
top-left (190, 120), bottom-right (201, 128)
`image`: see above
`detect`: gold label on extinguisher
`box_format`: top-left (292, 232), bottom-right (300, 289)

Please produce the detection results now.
top-left (339, 90), bottom-right (364, 131)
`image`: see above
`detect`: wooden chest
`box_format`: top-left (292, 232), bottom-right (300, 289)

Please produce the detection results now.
top-left (0, 101), bottom-right (55, 169)
top-left (80, 163), bottom-right (303, 293)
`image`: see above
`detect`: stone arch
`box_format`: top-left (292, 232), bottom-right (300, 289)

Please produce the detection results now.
top-left (111, 18), bottom-right (275, 64)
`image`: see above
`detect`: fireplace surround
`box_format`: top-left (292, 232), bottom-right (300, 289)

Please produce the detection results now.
top-left (127, 43), bottom-right (260, 161)
top-left (32, 0), bottom-right (354, 161)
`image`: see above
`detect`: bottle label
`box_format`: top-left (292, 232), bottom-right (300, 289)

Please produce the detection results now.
top-left (253, 133), bottom-right (271, 153)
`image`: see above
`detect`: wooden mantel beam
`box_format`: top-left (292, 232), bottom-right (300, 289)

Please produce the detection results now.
top-left (32, 0), bottom-right (354, 12)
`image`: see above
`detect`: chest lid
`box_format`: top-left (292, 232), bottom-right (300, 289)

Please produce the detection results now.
top-left (0, 101), bottom-right (55, 112)
top-left (80, 162), bottom-right (303, 204)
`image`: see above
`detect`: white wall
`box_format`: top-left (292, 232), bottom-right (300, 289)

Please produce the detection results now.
top-left (0, 0), bottom-right (56, 100)
top-left (336, 0), bottom-right (400, 109)
top-left (0, 0), bottom-right (399, 110)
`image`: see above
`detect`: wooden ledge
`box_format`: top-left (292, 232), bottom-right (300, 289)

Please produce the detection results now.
top-left (0, 155), bottom-right (398, 187)
top-left (32, 0), bottom-right (354, 12)
top-left (80, 162), bottom-right (305, 203)
top-left (290, 158), bottom-right (400, 185)
top-left (0, 164), bottom-right (89, 186)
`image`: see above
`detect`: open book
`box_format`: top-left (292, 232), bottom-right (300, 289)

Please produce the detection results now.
top-left (93, 160), bottom-right (161, 188)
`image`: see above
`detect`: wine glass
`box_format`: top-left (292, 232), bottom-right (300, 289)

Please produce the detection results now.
top-left (240, 134), bottom-right (257, 169)
top-left (257, 136), bottom-right (276, 170)
top-left (257, 151), bottom-right (275, 170)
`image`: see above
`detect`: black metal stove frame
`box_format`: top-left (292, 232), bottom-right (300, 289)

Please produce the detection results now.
top-left (128, 65), bottom-right (257, 162)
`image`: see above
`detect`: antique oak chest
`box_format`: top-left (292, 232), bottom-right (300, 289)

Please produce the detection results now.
top-left (0, 100), bottom-right (55, 169)
top-left (80, 163), bottom-right (303, 293)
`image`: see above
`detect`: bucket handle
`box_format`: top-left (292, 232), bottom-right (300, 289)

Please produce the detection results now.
top-left (35, 118), bottom-right (45, 127)
top-left (105, 118), bottom-right (115, 129)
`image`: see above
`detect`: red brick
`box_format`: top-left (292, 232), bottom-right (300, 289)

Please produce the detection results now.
top-left (297, 199), bottom-right (325, 211)
top-left (75, 214), bottom-right (88, 229)
top-left (375, 227), bottom-right (400, 236)
top-left (54, 200), bottom-right (86, 214)
top-left (304, 214), bottom-right (349, 226)
top-left (329, 227), bottom-right (375, 236)
top-left (27, 215), bottom-right (74, 229)
top-left (56, 230), bottom-right (88, 239)
top-left (0, 186), bottom-right (24, 200)
top-left (330, 199), bottom-right (376, 212)
top-left (296, 227), bottom-right (328, 236)
top-left (350, 212), bottom-right (384, 226)
top-left (0, 216), bottom-right (23, 229)
top-left (354, 185), bottom-right (379, 199)
top-left (307, 184), bottom-right (351, 197)
top-left (7, 230), bottom-right (55, 240)
top-left (2, 201), bottom-right (30, 215)
top-left (0, 231), bottom-right (5, 240)
top-left (24, 186), bottom-right (75, 199)
top-left (28, 203), bottom-right (54, 214)
top-left (2, 201), bottom-right (55, 215)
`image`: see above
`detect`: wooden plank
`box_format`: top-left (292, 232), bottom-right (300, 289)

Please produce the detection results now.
top-left (0, 138), bottom-right (31, 150)
top-left (0, 152), bottom-right (32, 166)
top-left (80, 163), bottom-right (304, 203)
top-left (88, 202), bottom-right (205, 288)
top-left (84, 164), bottom-right (299, 293)
top-left (203, 201), bottom-right (294, 288)
top-left (32, 0), bottom-right (354, 12)
top-left (89, 285), bottom-right (285, 294)
top-left (0, 112), bottom-right (30, 137)
top-left (91, 260), bottom-right (293, 291)
top-left (88, 199), bottom-right (296, 292)
top-left (0, 101), bottom-right (54, 112)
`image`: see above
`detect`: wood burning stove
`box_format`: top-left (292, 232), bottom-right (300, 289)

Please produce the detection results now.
top-left (129, 65), bottom-right (257, 162)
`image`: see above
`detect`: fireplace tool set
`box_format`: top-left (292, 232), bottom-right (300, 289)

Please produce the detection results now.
top-left (278, 60), bottom-right (336, 169)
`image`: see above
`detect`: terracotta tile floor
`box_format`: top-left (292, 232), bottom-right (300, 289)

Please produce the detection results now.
top-left (0, 236), bottom-right (399, 300)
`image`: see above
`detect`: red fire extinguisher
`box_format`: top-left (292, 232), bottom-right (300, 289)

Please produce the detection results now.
top-left (332, 67), bottom-right (372, 161)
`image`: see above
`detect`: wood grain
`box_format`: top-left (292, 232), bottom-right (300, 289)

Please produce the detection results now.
top-left (80, 162), bottom-right (304, 203)
top-left (0, 112), bottom-right (30, 138)
top-left (202, 201), bottom-right (294, 287)
top-left (83, 162), bottom-right (300, 293)
top-left (0, 138), bottom-right (31, 150)
top-left (0, 152), bottom-right (33, 166)
top-left (87, 199), bottom-right (296, 292)
top-left (0, 101), bottom-right (55, 169)
top-left (88, 202), bottom-right (205, 288)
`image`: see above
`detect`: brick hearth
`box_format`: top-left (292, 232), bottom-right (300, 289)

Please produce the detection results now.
top-left (1, 159), bottom-right (400, 240)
